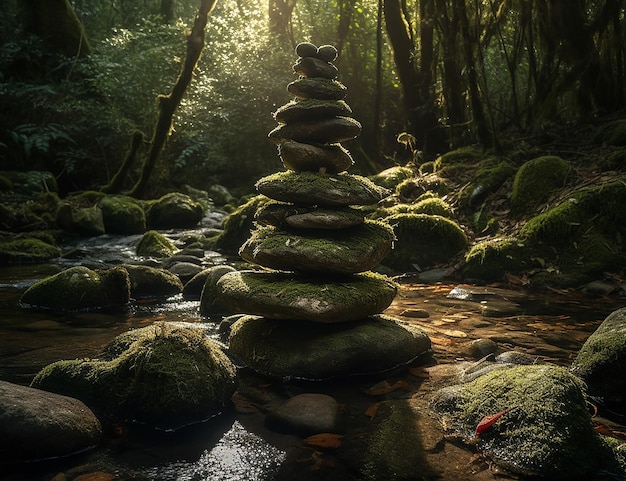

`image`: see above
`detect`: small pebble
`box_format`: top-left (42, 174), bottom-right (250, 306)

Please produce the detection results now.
top-left (295, 42), bottom-right (318, 58)
top-left (317, 44), bottom-right (338, 62)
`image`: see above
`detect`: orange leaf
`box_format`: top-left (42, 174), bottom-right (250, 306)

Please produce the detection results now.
top-left (303, 433), bottom-right (344, 449)
top-left (365, 402), bottom-right (380, 420)
top-left (408, 366), bottom-right (430, 378)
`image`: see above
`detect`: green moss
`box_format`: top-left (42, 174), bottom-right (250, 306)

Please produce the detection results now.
top-left (31, 322), bottom-right (237, 428)
top-left (66, 190), bottom-right (106, 207)
top-left (146, 192), bottom-right (205, 229)
top-left (122, 264), bottom-right (183, 299)
top-left (212, 195), bottom-right (269, 254)
top-left (383, 213), bottom-right (468, 271)
top-left (99, 195), bottom-right (146, 234)
top-left (598, 149), bottom-right (626, 172)
top-left (510, 156), bottom-right (570, 215)
top-left (458, 159), bottom-right (516, 209)
top-left (431, 365), bottom-right (620, 477)
top-left (462, 236), bottom-right (529, 282)
top-left (433, 146), bottom-right (484, 177)
top-left (594, 121), bottom-right (626, 146)
top-left (369, 166), bottom-right (414, 190)
top-left (135, 230), bottom-right (178, 258)
top-left (0, 237), bottom-right (60, 264)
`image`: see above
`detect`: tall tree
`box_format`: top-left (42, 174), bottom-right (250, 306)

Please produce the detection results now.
top-left (125, 0), bottom-right (218, 198)
top-left (268, 0), bottom-right (297, 44)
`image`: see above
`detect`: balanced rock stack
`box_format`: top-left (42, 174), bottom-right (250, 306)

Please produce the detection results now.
top-left (217, 42), bottom-right (431, 380)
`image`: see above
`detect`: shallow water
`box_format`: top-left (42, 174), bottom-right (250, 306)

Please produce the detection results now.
top-left (1, 233), bottom-right (625, 481)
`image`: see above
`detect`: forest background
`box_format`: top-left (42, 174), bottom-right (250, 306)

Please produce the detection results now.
top-left (0, 0), bottom-right (624, 200)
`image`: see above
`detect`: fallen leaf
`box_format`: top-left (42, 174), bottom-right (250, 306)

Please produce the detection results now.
top-left (440, 329), bottom-right (467, 338)
top-left (365, 402), bottom-right (380, 420)
top-left (408, 366), bottom-right (430, 378)
top-left (363, 380), bottom-right (411, 396)
top-left (231, 392), bottom-right (261, 414)
top-left (430, 337), bottom-right (456, 346)
top-left (474, 408), bottom-right (511, 437)
top-left (303, 433), bottom-right (344, 449)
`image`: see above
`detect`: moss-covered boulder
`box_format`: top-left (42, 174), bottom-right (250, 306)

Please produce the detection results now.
top-left (228, 314), bottom-right (431, 380)
top-left (594, 121), bottom-right (626, 146)
top-left (99, 195), bottom-right (146, 234)
top-left (146, 192), bottom-right (204, 229)
top-left (369, 166), bottom-right (414, 190)
top-left (381, 197), bottom-right (455, 219)
top-left (211, 195), bottom-right (269, 255)
top-left (461, 236), bottom-right (530, 282)
top-left (31, 322), bottom-right (237, 429)
top-left (510, 156), bottom-right (570, 215)
top-left (199, 265), bottom-right (237, 316)
top-left (0, 237), bottom-right (60, 264)
top-left (458, 159), bottom-right (516, 209)
top-left (255, 202), bottom-right (365, 230)
top-left (217, 270), bottom-right (397, 323)
top-left (135, 230), bottom-right (178, 258)
top-left (55, 202), bottom-right (105, 236)
top-left (571, 307), bottom-right (626, 406)
top-left (382, 213), bottom-right (468, 272)
top-left (256, 171), bottom-right (390, 207)
top-left (239, 221), bottom-right (394, 274)
top-left (20, 266), bottom-right (130, 311)
top-left (122, 264), bottom-right (183, 299)
top-left (431, 365), bottom-right (621, 478)
top-left (433, 146), bottom-right (484, 177)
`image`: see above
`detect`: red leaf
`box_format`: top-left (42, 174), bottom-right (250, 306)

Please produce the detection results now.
top-left (474, 408), bottom-right (511, 437)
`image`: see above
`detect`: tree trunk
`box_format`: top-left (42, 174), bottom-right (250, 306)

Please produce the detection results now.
top-left (268, 0), bottom-right (297, 45)
top-left (161, 0), bottom-right (175, 24)
top-left (18, 0), bottom-right (91, 58)
top-left (126, 0), bottom-right (218, 199)
top-left (374, 0), bottom-right (384, 156)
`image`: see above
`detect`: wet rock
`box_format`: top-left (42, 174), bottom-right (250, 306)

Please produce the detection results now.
top-left (0, 380), bottom-right (101, 462)
top-left (31, 322), bottom-right (237, 430)
top-left (278, 140), bottom-right (353, 173)
top-left (199, 265), bottom-right (238, 317)
top-left (146, 192), bottom-right (204, 229)
top-left (167, 261), bottom-right (203, 284)
top-left (217, 270), bottom-right (397, 323)
top-left (184, 265), bottom-right (232, 300)
top-left (466, 338), bottom-right (498, 359)
top-left (266, 393), bottom-right (339, 436)
top-left (269, 117), bottom-right (362, 144)
top-left (274, 99), bottom-right (352, 124)
top-left (431, 365), bottom-right (621, 478)
top-left (211, 195), bottom-right (269, 255)
top-left (0, 237), bottom-right (60, 264)
top-left (20, 265), bottom-right (130, 311)
top-left (56, 202), bottom-right (105, 236)
top-left (255, 202), bottom-right (365, 230)
top-left (256, 171), bottom-right (389, 207)
top-left (293, 56), bottom-right (338, 79)
top-left (228, 314), bottom-right (431, 380)
top-left (98, 195), bottom-right (146, 235)
top-left (571, 307), bottom-right (626, 405)
top-left (239, 222), bottom-right (394, 274)
top-left (123, 264), bottom-right (183, 299)
top-left (510, 155), bottom-right (570, 215)
top-left (287, 78), bottom-right (347, 100)
top-left (369, 165), bottom-right (414, 190)
top-left (135, 230), bottom-right (178, 258)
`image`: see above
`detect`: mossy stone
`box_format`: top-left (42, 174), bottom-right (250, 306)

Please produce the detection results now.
top-left (20, 266), bottom-right (130, 311)
top-left (278, 140), bottom-right (353, 174)
top-left (99, 195), bottom-right (146, 235)
top-left (256, 171), bottom-right (390, 207)
top-left (146, 192), bottom-right (204, 229)
top-left (287, 78), bottom-right (347, 100)
top-left (431, 365), bottom-right (620, 478)
top-left (510, 156), bottom-right (570, 215)
top-left (383, 213), bottom-right (468, 271)
top-left (212, 195), bottom-right (269, 255)
top-left (571, 307), bottom-right (626, 405)
top-left (0, 238), bottom-right (60, 264)
top-left (55, 202), bottom-right (105, 236)
top-left (199, 265), bottom-right (237, 317)
top-left (31, 322), bottom-right (237, 429)
top-left (382, 197), bottom-right (455, 219)
top-left (462, 236), bottom-right (529, 282)
top-left (594, 121), bottom-right (626, 146)
top-left (268, 117), bottom-right (362, 145)
top-left (217, 270), bottom-right (398, 322)
top-left (369, 166), bottom-right (414, 190)
top-left (228, 314), bottom-right (431, 380)
top-left (433, 146), bottom-right (484, 176)
top-left (239, 221), bottom-right (394, 274)
top-left (122, 264), bottom-right (183, 299)
top-left (255, 202), bottom-right (365, 230)
top-left (135, 230), bottom-right (178, 258)
top-left (458, 159), bottom-right (516, 209)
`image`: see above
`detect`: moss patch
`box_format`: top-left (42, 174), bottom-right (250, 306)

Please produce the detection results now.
top-left (31, 322), bottom-right (237, 429)
top-left (369, 166), bottom-right (414, 190)
top-left (211, 195), bottom-right (269, 254)
top-left (146, 192), bottom-right (204, 229)
top-left (0, 237), bottom-right (60, 264)
top-left (99, 195), bottom-right (146, 234)
top-left (510, 156), bottom-right (570, 215)
top-left (135, 230), bottom-right (178, 258)
top-left (431, 365), bottom-right (620, 478)
top-left (462, 236), bottom-right (530, 282)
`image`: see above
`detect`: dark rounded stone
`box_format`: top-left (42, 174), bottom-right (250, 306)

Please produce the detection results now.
top-left (255, 202), bottom-right (365, 230)
top-left (256, 171), bottom-right (390, 207)
top-left (239, 221), bottom-right (394, 274)
top-left (295, 42), bottom-right (318, 57)
top-left (317, 44), bottom-right (338, 62)
top-left (293, 57), bottom-right (338, 79)
top-left (228, 314), bottom-right (432, 380)
top-left (273, 99), bottom-right (352, 123)
top-left (287, 78), bottom-right (347, 100)
top-left (268, 117), bottom-right (361, 144)
top-left (266, 393), bottom-right (339, 436)
top-left (278, 140), bottom-right (354, 174)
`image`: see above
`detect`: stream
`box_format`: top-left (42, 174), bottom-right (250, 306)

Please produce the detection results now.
top-left (1, 229), bottom-right (625, 481)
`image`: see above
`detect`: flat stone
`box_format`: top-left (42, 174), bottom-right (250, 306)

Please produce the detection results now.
top-left (228, 314), bottom-right (432, 380)
top-left (239, 221), bottom-right (394, 274)
top-left (255, 202), bottom-right (365, 230)
top-left (274, 99), bottom-right (352, 123)
top-left (216, 270), bottom-right (398, 322)
top-left (269, 117), bottom-right (361, 144)
top-left (256, 171), bottom-right (390, 207)
top-left (293, 56), bottom-right (338, 79)
top-left (0, 380), bottom-right (101, 462)
top-left (287, 78), bottom-right (347, 100)
top-left (266, 393), bottom-right (339, 436)
top-left (278, 140), bottom-right (353, 173)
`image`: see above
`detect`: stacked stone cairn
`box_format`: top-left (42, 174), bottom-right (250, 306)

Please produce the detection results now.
top-left (217, 42), bottom-right (431, 381)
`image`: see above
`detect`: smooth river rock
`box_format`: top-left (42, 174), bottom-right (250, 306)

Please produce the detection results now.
top-left (287, 78), bottom-right (347, 100)
top-left (278, 140), bottom-right (354, 173)
top-left (239, 221), bottom-right (394, 274)
top-left (228, 314), bottom-right (432, 380)
top-left (266, 393), bottom-right (340, 436)
top-left (268, 117), bottom-right (362, 144)
top-left (273, 99), bottom-right (352, 123)
top-left (255, 202), bottom-right (365, 230)
top-left (216, 270), bottom-right (397, 322)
